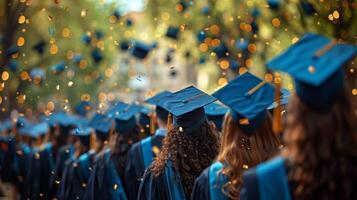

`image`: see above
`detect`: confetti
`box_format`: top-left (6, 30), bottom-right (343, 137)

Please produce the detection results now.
top-left (56, 85), bottom-right (60, 90)
top-left (80, 9), bottom-right (87, 17)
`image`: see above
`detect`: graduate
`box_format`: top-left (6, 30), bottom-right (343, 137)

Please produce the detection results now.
top-left (240, 33), bottom-right (357, 200)
top-left (124, 91), bottom-right (171, 200)
top-left (83, 111), bottom-right (129, 200)
top-left (137, 86), bottom-right (220, 199)
top-left (58, 126), bottom-right (91, 200)
top-left (204, 102), bottom-right (228, 132)
top-left (192, 72), bottom-right (281, 200)
top-left (49, 113), bottom-right (78, 198)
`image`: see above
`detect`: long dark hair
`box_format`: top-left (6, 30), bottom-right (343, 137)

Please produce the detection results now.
top-left (284, 90), bottom-right (357, 199)
top-left (217, 113), bottom-right (281, 199)
top-left (150, 121), bottom-right (220, 197)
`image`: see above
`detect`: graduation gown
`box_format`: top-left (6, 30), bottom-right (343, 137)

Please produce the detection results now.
top-left (58, 151), bottom-right (96, 200)
top-left (49, 144), bottom-right (74, 198)
top-left (26, 143), bottom-right (55, 199)
top-left (240, 156), bottom-right (292, 200)
top-left (137, 159), bottom-right (187, 200)
top-left (83, 149), bottom-right (127, 200)
top-left (0, 135), bottom-right (17, 183)
top-left (124, 128), bottom-right (166, 200)
top-left (15, 142), bottom-right (32, 200)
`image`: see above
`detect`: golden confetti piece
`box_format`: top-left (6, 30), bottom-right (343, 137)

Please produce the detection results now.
top-left (152, 146), bottom-right (160, 155)
top-left (17, 36), bottom-right (25, 47)
top-left (68, 81), bottom-right (74, 87)
top-left (113, 184), bottom-right (118, 190)
top-left (82, 183), bottom-right (87, 188)
top-left (18, 15), bottom-right (26, 24)
top-left (328, 14), bottom-right (334, 21)
top-left (62, 27), bottom-right (71, 38)
top-left (218, 77), bottom-right (228, 86)
top-left (2, 71), bottom-right (9, 81)
top-left (50, 44), bottom-right (58, 54)
top-left (332, 10), bottom-right (339, 19)
top-left (352, 89), bottom-right (357, 96)
top-left (219, 60), bottom-right (230, 70)
top-left (17, 95), bottom-right (26, 104)
top-left (56, 85), bottom-right (60, 90)
top-left (80, 9), bottom-right (87, 17)
top-left (48, 15), bottom-right (53, 21)
top-left (272, 18), bottom-right (281, 27)
top-left (308, 65), bottom-right (315, 73)
top-left (242, 164), bottom-right (249, 169)
top-left (55, 180), bottom-right (61, 184)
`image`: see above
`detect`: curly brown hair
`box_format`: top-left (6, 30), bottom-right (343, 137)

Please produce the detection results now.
top-left (217, 112), bottom-right (281, 199)
top-left (150, 121), bottom-right (220, 197)
top-left (284, 90), bottom-right (357, 199)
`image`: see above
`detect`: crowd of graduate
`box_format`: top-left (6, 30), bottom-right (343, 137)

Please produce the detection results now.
top-left (0, 33), bottom-right (357, 200)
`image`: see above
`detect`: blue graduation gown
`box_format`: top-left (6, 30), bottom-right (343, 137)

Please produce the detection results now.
top-left (15, 142), bottom-right (32, 200)
top-left (137, 159), bottom-right (186, 200)
top-left (49, 144), bottom-right (74, 198)
top-left (0, 135), bottom-right (17, 183)
top-left (192, 161), bottom-right (228, 200)
top-left (58, 151), bottom-right (96, 200)
top-left (83, 149), bottom-right (127, 200)
top-left (26, 143), bottom-right (55, 199)
top-left (124, 128), bottom-right (166, 200)
top-left (240, 156), bottom-right (292, 200)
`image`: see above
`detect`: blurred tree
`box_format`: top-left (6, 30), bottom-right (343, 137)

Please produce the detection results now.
top-left (0, 0), bottom-right (128, 118)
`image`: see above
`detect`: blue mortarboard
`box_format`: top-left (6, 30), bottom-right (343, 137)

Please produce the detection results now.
top-left (16, 117), bottom-right (28, 128)
top-left (213, 72), bottom-right (275, 133)
top-left (120, 40), bottom-right (130, 51)
top-left (266, 33), bottom-right (357, 111)
top-left (81, 34), bottom-right (92, 45)
top-left (268, 88), bottom-right (291, 110)
top-left (33, 41), bottom-right (47, 55)
top-left (112, 10), bottom-right (121, 19)
top-left (197, 31), bottom-right (206, 43)
top-left (204, 103), bottom-right (228, 131)
top-left (95, 30), bottom-right (104, 39)
top-left (71, 126), bottom-right (92, 147)
top-left (301, 2), bottom-right (315, 16)
top-left (26, 122), bottom-right (49, 138)
top-left (267, 0), bottom-right (281, 9)
top-left (212, 44), bottom-right (229, 59)
top-left (145, 91), bottom-right (172, 120)
top-left (126, 18), bottom-right (133, 27)
top-left (199, 56), bottom-right (206, 64)
top-left (130, 41), bottom-right (151, 59)
top-left (30, 68), bottom-right (46, 81)
top-left (201, 5), bottom-right (210, 15)
top-left (166, 26), bottom-right (180, 39)
top-left (5, 46), bottom-right (19, 57)
top-left (251, 7), bottom-right (261, 17)
top-left (88, 113), bottom-right (113, 139)
top-left (236, 39), bottom-right (249, 50)
top-left (75, 101), bottom-right (93, 116)
top-left (108, 103), bottom-right (140, 134)
top-left (51, 62), bottom-right (66, 74)
top-left (73, 54), bottom-right (83, 64)
top-left (151, 41), bottom-right (158, 49)
top-left (157, 86), bottom-right (216, 134)
top-left (251, 21), bottom-right (259, 33)
top-left (7, 59), bottom-right (18, 72)
top-left (91, 49), bottom-right (103, 63)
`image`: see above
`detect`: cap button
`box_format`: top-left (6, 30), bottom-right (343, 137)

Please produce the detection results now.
top-left (308, 65), bottom-right (315, 74)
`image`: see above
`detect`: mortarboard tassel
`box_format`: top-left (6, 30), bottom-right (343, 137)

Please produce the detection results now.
top-left (167, 113), bottom-right (173, 131)
top-left (273, 73), bottom-right (282, 134)
top-left (90, 133), bottom-right (96, 151)
top-left (150, 112), bottom-right (156, 135)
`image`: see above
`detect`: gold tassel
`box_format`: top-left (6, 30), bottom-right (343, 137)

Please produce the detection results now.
top-left (167, 113), bottom-right (173, 131)
top-left (150, 112), bottom-right (156, 135)
top-left (273, 73), bottom-right (282, 135)
top-left (90, 132), bottom-right (96, 151)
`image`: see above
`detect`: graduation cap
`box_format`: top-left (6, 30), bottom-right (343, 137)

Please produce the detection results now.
top-left (81, 34), bottom-right (92, 45)
top-left (267, 33), bottom-right (357, 111)
top-left (251, 21), bottom-right (259, 33)
top-left (201, 5), bottom-right (210, 15)
top-left (145, 91), bottom-right (172, 121)
top-left (71, 126), bottom-right (92, 147)
top-left (130, 41), bottom-right (151, 59)
top-left (166, 26), bottom-right (180, 39)
top-left (91, 48), bottom-right (103, 63)
top-left (235, 39), bottom-right (249, 50)
top-left (199, 56), bottom-right (206, 64)
top-left (88, 113), bottom-right (113, 139)
top-left (251, 7), bottom-right (261, 17)
top-left (95, 30), bottom-right (104, 40)
top-left (75, 101), bottom-right (93, 116)
top-left (126, 18), bottom-right (133, 27)
top-left (157, 86), bottom-right (216, 134)
top-left (30, 68), bottom-right (46, 81)
top-left (108, 103), bottom-right (140, 134)
top-left (7, 60), bottom-right (19, 72)
top-left (197, 31), bottom-right (206, 43)
top-left (5, 46), bottom-right (19, 57)
top-left (212, 44), bottom-right (229, 59)
top-left (213, 72), bottom-right (275, 133)
top-left (204, 103), bottom-right (228, 131)
top-left (120, 40), bottom-right (130, 51)
top-left (73, 54), bottom-right (83, 64)
top-left (15, 117), bottom-right (28, 128)
top-left (301, 2), bottom-right (315, 16)
top-left (112, 10), bottom-right (121, 20)
top-left (32, 41), bottom-right (47, 55)
top-left (26, 122), bottom-right (49, 138)
top-left (51, 62), bottom-right (66, 74)
top-left (267, 0), bottom-right (281, 10)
